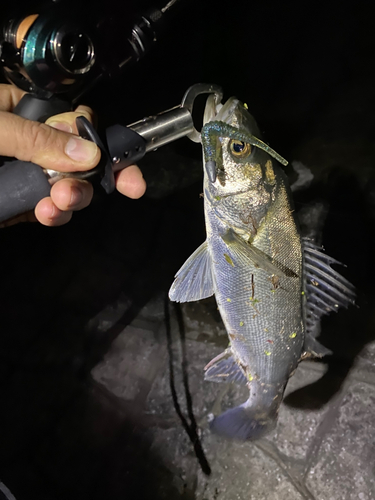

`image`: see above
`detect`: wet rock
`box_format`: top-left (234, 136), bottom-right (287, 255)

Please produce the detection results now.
top-left (180, 298), bottom-right (227, 345)
top-left (92, 324), bottom-right (165, 401)
top-left (353, 340), bottom-right (375, 375)
top-left (137, 293), bottom-right (166, 322)
top-left (306, 382), bottom-right (375, 499)
top-left (267, 361), bottom-right (330, 460)
top-left (196, 433), bottom-right (305, 500)
top-left (149, 427), bottom-right (199, 497)
top-left (146, 332), bottom-right (226, 421)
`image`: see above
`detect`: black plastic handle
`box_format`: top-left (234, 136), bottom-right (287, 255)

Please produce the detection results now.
top-left (0, 119), bottom-right (109, 224)
top-left (0, 94), bottom-right (73, 223)
top-left (0, 160), bottom-right (51, 223)
top-left (13, 94), bottom-right (72, 121)
top-left (0, 95), bottom-right (147, 224)
top-left (0, 95), bottom-right (107, 224)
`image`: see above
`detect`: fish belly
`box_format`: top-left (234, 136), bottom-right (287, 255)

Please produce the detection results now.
top-left (206, 183), bottom-right (304, 387)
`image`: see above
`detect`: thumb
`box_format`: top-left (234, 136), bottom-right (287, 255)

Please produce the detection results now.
top-left (0, 110), bottom-right (100, 172)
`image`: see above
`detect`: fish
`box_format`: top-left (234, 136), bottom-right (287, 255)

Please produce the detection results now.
top-left (168, 95), bottom-right (355, 440)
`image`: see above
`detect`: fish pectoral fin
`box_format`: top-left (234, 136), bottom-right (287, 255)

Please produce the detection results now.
top-left (220, 228), bottom-right (288, 277)
top-left (168, 241), bottom-right (214, 303)
top-left (204, 349), bottom-right (248, 385)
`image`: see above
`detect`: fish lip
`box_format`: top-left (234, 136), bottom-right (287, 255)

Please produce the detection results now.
top-left (203, 96), bottom-right (240, 125)
top-left (203, 94), bottom-right (220, 125)
top-left (215, 97), bottom-right (240, 123)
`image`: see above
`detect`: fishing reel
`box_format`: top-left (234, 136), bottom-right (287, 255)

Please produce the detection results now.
top-left (1, 9), bottom-right (96, 97)
top-left (0, 0), bottom-right (224, 224)
top-left (0, 0), bottom-right (166, 119)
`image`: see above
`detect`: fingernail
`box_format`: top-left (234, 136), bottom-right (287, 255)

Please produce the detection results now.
top-left (65, 137), bottom-right (98, 163)
top-left (69, 186), bottom-right (83, 207)
top-left (45, 204), bottom-right (57, 221)
top-left (47, 121), bottom-right (73, 133)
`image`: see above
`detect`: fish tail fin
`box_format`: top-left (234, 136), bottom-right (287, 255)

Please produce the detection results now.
top-left (210, 403), bottom-right (277, 441)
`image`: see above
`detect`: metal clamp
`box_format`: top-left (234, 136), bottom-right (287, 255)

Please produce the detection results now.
top-left (125, 83), bottom-right (223, 151)
top-left (181, 83), bottom-right (223, 142)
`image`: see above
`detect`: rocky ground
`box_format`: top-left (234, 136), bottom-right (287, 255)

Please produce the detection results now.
top-left (91, 289), bottom-right (375, 500)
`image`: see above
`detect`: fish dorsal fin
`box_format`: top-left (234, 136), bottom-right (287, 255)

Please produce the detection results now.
top-left (204, 349), bottom-right (248, 385)
top-left (303, 238), bottom-right (356, 357)
top-left (169, 241), bottom-right (214, 303)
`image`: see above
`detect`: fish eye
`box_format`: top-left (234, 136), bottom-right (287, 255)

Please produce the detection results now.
top-left (229, 140), bottom-right (252, 158)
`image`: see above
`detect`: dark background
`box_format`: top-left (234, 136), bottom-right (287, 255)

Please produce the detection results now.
top-left (0, 0), bottom-right (374, 498)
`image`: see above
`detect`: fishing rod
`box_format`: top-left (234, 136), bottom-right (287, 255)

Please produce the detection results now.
top-left (0, 0), bottom-right (222, 223)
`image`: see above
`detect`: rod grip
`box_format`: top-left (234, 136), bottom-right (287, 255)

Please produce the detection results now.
top-left (0, 160), bottom-right (51, 223)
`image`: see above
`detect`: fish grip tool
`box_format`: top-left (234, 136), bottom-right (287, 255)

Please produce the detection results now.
top-left (0, 83), bottom-right (223, 223)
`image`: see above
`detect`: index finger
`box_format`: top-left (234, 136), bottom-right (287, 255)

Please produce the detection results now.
top-left (0, 111), bottom-right (100, 172)
top-left (45, 105), bottom-right (96, 135)
top-left (0, 84), bottom-right (27, 112)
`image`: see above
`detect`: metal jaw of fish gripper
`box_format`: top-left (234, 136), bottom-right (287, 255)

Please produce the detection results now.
top-left (126, 83), bottom-right (223, 153)
top-left (179, 83), bottom-right (223, 143)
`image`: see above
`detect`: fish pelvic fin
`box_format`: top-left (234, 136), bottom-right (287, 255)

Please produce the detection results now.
top-left (210, 404), bottom-right (277, 441)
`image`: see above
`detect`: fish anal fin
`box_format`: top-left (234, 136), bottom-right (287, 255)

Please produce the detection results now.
top-left (169, 241), bottom-right (214, 303)
top-left (302, 336), bottom-right (332, 359)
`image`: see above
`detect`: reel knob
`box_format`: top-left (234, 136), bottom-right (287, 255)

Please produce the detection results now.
top-left (51, 27), bottom-right (95, 75)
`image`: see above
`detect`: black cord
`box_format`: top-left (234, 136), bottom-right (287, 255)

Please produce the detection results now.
top-left (164, 295), bottom-right (211, 476)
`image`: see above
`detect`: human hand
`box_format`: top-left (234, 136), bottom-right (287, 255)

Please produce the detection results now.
top-left (0, 84), bottom-right (146, 227)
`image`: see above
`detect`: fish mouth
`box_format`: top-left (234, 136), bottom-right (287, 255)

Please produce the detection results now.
top-left (216, 97), bottom-right (241, 123)
top-left (203, 95), bottom-right (261, 136)
top-left (203, 95), bottom-right (240, 126)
